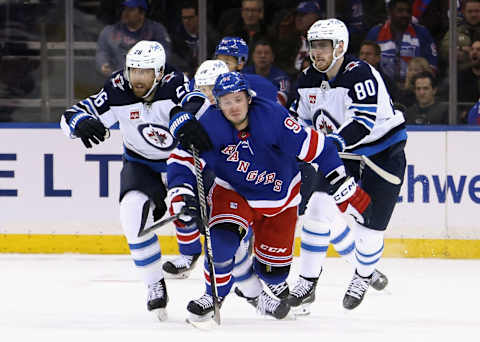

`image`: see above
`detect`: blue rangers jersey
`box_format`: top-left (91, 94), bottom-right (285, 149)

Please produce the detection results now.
top-left (168, 96), bottom-right (345, 216)
top-left (61, 65), bottom-right (190, 165)
top-left (291, 55), bottom-right (407, 156)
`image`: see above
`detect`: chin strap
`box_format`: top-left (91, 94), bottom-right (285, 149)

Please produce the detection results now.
top-left (311, 44), bottom-right (343, 74)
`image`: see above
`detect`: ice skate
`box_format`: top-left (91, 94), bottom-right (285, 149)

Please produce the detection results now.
top-left (287, 275), bottom-right (318, 316)
top-left (343, 271), bottom-right (371, 310)
top-left (147, 278), bottom-right (168, 321)
top-left (370, 269), bottom-right (388, 291)
top-left (235, 287), bottom-right (290, 319)
top-left (162, 253), bottom-right (200, 279)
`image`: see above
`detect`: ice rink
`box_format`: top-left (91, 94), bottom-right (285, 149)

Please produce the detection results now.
top-left (0, 254), bottom-right (478, 342)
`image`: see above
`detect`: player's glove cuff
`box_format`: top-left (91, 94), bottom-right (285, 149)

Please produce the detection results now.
top-left (169, 111), bottom-right (194, 138)
top-left (69, 113), bottom-right (93, 133)
top-left (326, 133), bottom-right (346, 152)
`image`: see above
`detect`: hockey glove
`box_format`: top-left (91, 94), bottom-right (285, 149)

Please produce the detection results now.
top-left (331, 177), bottom-right (371, 223)
top-left (72, 115), bottom-right (110, 148)
top-left (169, 111), bottom-right (213, 153)
top-left (167, 187), bottom-right (199, 228)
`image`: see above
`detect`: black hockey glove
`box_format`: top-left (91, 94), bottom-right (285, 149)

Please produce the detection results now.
top-left (168, 187), bottom-right (200, 228)
top-left (169, 111), bottom-right (213, 153)
top-left (73, 116), bottom-right (110, 148)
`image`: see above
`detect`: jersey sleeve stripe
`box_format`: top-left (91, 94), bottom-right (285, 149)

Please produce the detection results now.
top-left (352, 116), bottom-right (374, 130)
top-left (299, 128), bottom-right (324, 163)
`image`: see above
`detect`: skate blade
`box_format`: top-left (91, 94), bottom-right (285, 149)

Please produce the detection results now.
top-left (163, 270), bottom-right (192, 279)
top-left (292, 303), bottom-right (311, 317)
top-left (151, 308), bottom-right (168, 321)
top-left (186, 317), bottom-right (219, 330)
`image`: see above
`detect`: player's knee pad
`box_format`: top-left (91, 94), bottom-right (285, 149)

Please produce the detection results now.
top-left (253, 258), bottom-right (290, 284)
top-left (304, 191), bottom-right (338, 223)
top-left (120, 190), bottom-right (150, 242)
top-left (210, 223), bottom-right (242, 263)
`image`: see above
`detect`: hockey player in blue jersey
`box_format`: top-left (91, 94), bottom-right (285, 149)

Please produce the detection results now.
top-left (162, 39), bottom-right (281, 278)
top-left (289, 19), bottom-right (407, 310)
top-left (167, 72), bottom-right (372, 322)
top-left (60, 40), bottom-right (191, 321)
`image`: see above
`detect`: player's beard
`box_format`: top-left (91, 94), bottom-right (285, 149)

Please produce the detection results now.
top-left (131, 82), bottom-right (149, 98)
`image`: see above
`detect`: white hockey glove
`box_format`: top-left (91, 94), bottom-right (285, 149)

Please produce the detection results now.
top-left (331, 177), bottom-right (371, 223)
top-left (168, 186), bottom-right (199, 228)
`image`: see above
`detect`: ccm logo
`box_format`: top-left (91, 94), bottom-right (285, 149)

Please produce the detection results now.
top-left (260, 244), bottom-right (287, 253)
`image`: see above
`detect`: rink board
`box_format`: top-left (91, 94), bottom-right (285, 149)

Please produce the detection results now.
top-left (1, 124), bottom-right (480, 257)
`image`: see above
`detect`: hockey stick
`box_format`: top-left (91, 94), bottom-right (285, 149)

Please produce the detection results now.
top-left (137, 207), bottom-right (186, 238)
top-left (191, 145), bottom-right (221, 325)
top-left (339, 152), bottom-right (401, 185)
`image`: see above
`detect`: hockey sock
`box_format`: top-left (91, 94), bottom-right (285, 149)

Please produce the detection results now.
top-left (121, 190), bottom-right (164, 285)
top-left (299, 218), bottom-right (330, 278)
top-left (353, 221), bottom-right (385, 278)
top-left (175, 224), bottom-right (202, 256)
top-left (205, 227), bottom-right (240, 297)
top-left (330, 213), bottom-right (355, 264)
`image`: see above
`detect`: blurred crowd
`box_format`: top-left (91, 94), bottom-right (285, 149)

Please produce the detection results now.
top-left (2, 0), bottom-right (480, 125)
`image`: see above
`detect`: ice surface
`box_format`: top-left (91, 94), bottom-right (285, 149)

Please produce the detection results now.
top-left (0, 254), bottom-right (478, 342)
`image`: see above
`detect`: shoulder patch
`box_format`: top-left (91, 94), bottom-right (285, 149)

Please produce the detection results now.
top-left (111, 73), bottom-right (126, 91)
top-left (343, 61), bottom-right (360, 74)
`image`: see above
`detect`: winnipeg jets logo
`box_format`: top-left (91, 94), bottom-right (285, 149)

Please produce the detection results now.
top-left (344, 61), bottom-right (360, 73)
top-left (137, 123), bottom-right (175, 151)
top-left (313, 108), bottom-right (338, 135)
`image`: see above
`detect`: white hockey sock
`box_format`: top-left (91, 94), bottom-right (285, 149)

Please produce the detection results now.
top-left (352, 221), bottom-right (384, 278)
top-left (299, 218), bottom-right (330, 278)
top-left (330, 212), bottom-right (355, 264)
top-left (120, 190), bottom-right (164, 285)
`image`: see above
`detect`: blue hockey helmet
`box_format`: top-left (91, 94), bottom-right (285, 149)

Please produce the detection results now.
top-left (212, 72), bottom-right (252, 100)
top-left (214, 37), bottom-right (249, 64)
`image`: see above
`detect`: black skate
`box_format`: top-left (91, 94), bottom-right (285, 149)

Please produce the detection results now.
top-left (343, 271), bottom-right (371, 310)
top-left (235, 287), bottom-right (290, 319)
top-left (187, 293), bottom-right (223, 322)
top-left (266, 281), bottom-right (289, 300)
top-left (147, 278), bottom-right (168, 321)
top-left (286, 275), bottom-right (318, 316)
top-left (370, 269), bottom-right (388, 291)
top-left (162, 253), bottom-right (200, 279)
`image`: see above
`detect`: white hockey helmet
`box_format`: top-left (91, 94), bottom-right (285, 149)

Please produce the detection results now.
top-left (125, 40), bottom-right (166, 98)
top-left (194, 60), bottom-right (230, 87)
top-left (307, 18), bottom-right (349, 73)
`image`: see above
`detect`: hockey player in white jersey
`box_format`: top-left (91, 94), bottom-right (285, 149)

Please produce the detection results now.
top-left (289, 19), bottom-right (407, 310)
top-left (60, 40), bottom-right (190, 320)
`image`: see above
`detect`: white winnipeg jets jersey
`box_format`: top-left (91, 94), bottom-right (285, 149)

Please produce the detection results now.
top-left (292, 56), bottom-right (406, 156)
top-left (61, 66), bottom-right (189, 160)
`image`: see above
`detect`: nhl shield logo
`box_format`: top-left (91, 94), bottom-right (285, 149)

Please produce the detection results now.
top-left (309, 95), bottom-right (316, 104)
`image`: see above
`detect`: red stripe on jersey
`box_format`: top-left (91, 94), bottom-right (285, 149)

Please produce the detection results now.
top-left (209, 215), bottom-right (248, 229)
top-left (170, 153), bottom-right (203, 170)
top-left (303, 129), bottom-right (319, 163)
top-left (255, 181), bottom-right (301, 216)
top-left (204, 271), bottom-right (232, 286)
top-left (176, 230), bottom-right (200, 242)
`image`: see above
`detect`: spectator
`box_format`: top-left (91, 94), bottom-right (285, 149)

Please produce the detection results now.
top-left (96, 0), bottom-right (172, 77)
top-left (267, 9), bottom-right (299, 78)
top-left (458, 40), bottom-right (480, 121)
top-left (405, 71), bottom-right (448, 124)
top-left (398, 56), bottom-right (432, 108)
top-left (171, 0), bottom-right (219, 78)
top-left (337, 0), bottom-right (388, 54)
top-left (366, 0), bottom-right (438, 87)
top-left (294, 1), bottom-right (323, 71)
top-left (222, 0), bottom-right (267, 46)
top-left (358, 40), bottom-right (398, 101)
top-left (441, 0), bottom-right (480, 69)
top-left (243, 40), bottom-right (291, 106)
top-left (467, 98), bottom-right (480, 124)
